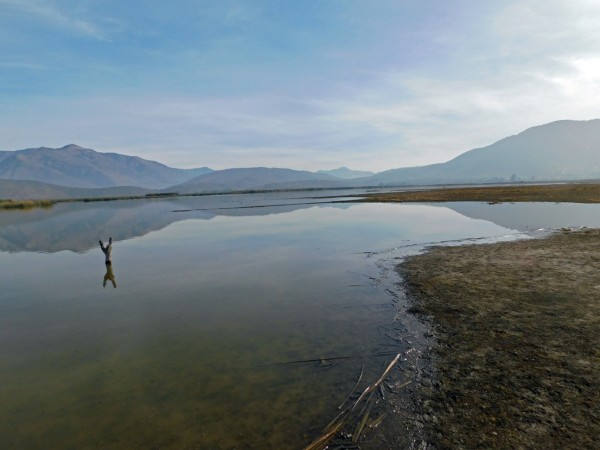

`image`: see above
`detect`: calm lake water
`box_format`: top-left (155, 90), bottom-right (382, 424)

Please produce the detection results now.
top-left (1, 193), bottom-right (600, 449)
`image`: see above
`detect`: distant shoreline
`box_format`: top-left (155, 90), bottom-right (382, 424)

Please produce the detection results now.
top-left (2, 181), bottom-right (600, 210)
top-left (360, 182), bottom-right (600, 203)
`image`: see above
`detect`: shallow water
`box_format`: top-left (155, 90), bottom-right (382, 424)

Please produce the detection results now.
top-left (1, 194), bottom-right (599, 449)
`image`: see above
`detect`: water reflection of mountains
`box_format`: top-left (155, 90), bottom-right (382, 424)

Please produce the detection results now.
top-left (2, 197), bottom-right (599, 253)
top-left (0, 196), bottom-right (347, 253)
top-left (445, 202), bottom-right (600, 232)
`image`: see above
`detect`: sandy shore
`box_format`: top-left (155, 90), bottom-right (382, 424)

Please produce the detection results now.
top-left (400, 228), bottom-right (600, 449)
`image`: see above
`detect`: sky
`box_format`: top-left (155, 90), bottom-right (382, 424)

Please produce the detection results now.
top-left (1, 0), bottom-right (600, 171)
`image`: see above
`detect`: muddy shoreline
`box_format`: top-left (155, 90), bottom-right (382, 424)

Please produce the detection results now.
top-left (399, 228), bottom-right (600, 449)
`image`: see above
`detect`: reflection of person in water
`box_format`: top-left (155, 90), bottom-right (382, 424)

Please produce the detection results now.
top-left (103, 262), bottom-right (117, 288)
top-left (99, 237), bottom-right (113, 263)
top-left (100, 237), bottom-right (117, 288)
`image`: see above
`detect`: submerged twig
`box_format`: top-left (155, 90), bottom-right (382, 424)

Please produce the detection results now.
top-left (378, 383), bottom-right (385, 400)
top-left (396, 380), bottom-right (412, 389)
top-left (367, 412), bottom-right (388, 429)
top-left (262, 351), bottom-right (398, 367)
top-left (353, 393), bottom-right (375, 442)
top-left (303, 421), bottom-right (344, 450)
top-left (304, 353), bottom-right (403, 450)
top-left (337, 365), bottom-right (364, 410)
top-left (351, 353), bottom-right (401, 412)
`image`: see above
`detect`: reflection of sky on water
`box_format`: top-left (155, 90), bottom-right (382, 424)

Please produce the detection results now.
top-left (1, 197), bottom-right (600, 448)
top-left (443, 201), bottom-right (600, 231)
top-left (0, 201), bottom-right (519, 380)
top-left (0, 202), bottom-right (515, 312)
top-left (0, 191), bottom-right (365, 253)
top-left (3, 193), bottom-right (599, 254)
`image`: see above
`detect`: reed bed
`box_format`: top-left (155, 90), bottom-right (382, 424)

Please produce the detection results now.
top-left (303, 353), bottom-right (408, 450)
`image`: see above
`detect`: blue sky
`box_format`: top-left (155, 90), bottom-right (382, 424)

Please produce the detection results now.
top-left (1, 0), bottom-right (600, 171)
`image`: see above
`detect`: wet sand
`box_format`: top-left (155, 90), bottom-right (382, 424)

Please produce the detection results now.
top-left (400, 228), bottom-right (600, 449)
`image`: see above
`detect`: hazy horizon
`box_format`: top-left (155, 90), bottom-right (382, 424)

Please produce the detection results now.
top-left (2, 1), bottom-right (600, 171)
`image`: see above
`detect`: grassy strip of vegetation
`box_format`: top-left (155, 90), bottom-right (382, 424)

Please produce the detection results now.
top-left (401, 228), bottom-right (600, 449)
top-left (0, 199), bottom-right (56, 210)
top-left (363, 182), bottom-right (600, 203)
top-left (0, 186), bottom-right (357, 210)
top-left (4, 181), bottom-right (600, 211)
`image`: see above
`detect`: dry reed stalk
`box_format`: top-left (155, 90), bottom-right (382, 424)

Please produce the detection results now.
top-left (352, 393), bottom-right (375, 442)
top-left (367, 412), bottom-right (388, 429)
top-left (350, 353), bottom-right (400, 412)
top-left (304, 353), bottom-right (402, 449)
top-left (337, 365), bottom-right (364, 410)
top-left (303, 421), bottom-right (344, 450)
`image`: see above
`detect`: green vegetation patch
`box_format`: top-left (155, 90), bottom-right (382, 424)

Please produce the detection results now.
top-left (0, 199), bottom-right (55, 210)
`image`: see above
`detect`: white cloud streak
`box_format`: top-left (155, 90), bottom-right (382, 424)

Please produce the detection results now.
top-left (0, 0), bottom-right (114, 41)
top-left (1, 0), bottom-right (600, 171)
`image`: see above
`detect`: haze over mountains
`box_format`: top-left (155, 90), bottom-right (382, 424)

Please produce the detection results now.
top-left (367, 119), bottom-right (600, 185)
top-left (317, 167), bottom-right (374, 179)
top-left (0, 144), bottom-right (212, 189)
top-left (1, 120), bottom-right (599, 200)
top-left (169, 168), bottom-right (347, 194)
top-left (0, 180), bottom-right (152, 200)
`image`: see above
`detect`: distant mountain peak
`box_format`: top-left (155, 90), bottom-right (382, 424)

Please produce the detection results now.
top-left (60, 143), bottom-right (84, 149)
top-left (317, 167), bottom-right (374, 179)
top-left (0, 144), bottom-right (212, 189)
top-left (4, 119), bottom-right (599, 196)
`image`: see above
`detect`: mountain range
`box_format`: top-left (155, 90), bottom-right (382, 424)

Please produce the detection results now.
top-left (366, 119), bottom-right (600, 185)
top-left (0, 180), bottom-right (152, 200)
top-left (0, 144), bottom-right (212, 189)
top-left (1, 119), bottom-right (599, 200)
top-left (168, 167), bottom-right (347, 194)
top-left (317, 167), bottom-right (374, 179)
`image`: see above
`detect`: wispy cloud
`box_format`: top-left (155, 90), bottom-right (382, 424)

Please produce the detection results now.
top-left (1, 0), bottom-right (600, 171)
top-left (0, 0), bottom-right (115, 41)
top-left (0, 59), bottom-right (46, 70)
top-left (318, 59), bottom-right (600, 167)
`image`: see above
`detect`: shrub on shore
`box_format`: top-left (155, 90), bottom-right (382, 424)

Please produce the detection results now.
top-left (0, 199), bottom-right (55, 210)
